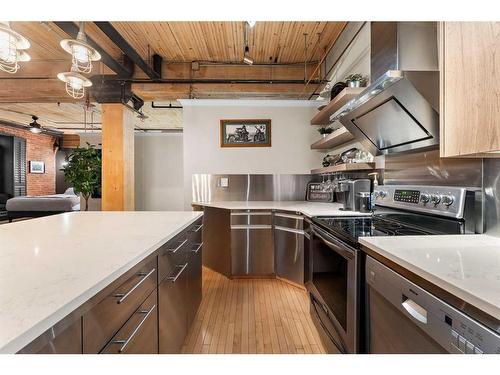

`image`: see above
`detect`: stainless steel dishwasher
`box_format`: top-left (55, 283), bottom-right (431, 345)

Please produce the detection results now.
top-left (230, 210), bottom-right (274, 276)
top-left (365, 256), bottom-right (500, 354)
top-left (274, 211), bottom-right (308, 285)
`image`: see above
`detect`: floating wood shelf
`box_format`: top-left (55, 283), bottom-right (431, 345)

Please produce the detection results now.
top-left (311, 162), bottom-right (375, 175)
top-left (310, 87), bottom-right (364, 125)
top-left (311, 127), bottom-right (355, 150)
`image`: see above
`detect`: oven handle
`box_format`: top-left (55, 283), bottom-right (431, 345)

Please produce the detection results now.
top-left (312, 225), bottom-right (355, 260)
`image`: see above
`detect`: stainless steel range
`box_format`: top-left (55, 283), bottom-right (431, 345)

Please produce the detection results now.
top-left (307, 185), bottom-right (482, 354)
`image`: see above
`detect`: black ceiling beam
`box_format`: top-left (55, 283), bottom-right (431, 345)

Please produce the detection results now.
top-left (94, 22), bottom-right (160, 80)
top-left (53, 21), bottom-right (132, 78)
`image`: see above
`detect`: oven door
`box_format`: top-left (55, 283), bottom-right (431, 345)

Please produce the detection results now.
top-left (309, 224), bottom-right (358, 353)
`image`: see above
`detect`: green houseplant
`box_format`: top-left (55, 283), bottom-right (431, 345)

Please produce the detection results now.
top-left (62, 143), bottom-right (101, 211)
top-left (345, 73), bottom-right (367, 88)
top-left (317, 127), bottom-right (334, 138)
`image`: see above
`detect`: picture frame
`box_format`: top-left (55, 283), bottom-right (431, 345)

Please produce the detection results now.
top-left (220, 119), bottom-right (272, 148)
top-left (29, 161), bottom-right (45, 174)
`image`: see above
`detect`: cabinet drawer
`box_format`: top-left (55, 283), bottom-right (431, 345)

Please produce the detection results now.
top-left (101, 290), bottom-right (158, 354)
top-left (274, 212), bottom-right (304, 230)
top-left (83, 257), bottom-right (157, 353)
top-left (188, 218), bottom-right (203, 243)
top-left (230, 211), bottom-right (272, 225)
top-left (158, 231), bottom-right (190, 282)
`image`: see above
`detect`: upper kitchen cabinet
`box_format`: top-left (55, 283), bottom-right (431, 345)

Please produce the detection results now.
top-left (440, 22), bottom-right (500, 157)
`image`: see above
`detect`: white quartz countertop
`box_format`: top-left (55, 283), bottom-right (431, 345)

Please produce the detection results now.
top-left (360, 234), bottom-right (500, 320)
top-left (0, 211), bottom-right (202, 354)
top-left (192, 201), bottom-right (372, 217)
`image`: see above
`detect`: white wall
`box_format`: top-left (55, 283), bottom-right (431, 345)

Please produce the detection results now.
top-left (135, 133), bottom-right (184, 211)
top-left (181, 99), bottom-right (323, 208)
top-left (78, 132), bottom-right (185, 211)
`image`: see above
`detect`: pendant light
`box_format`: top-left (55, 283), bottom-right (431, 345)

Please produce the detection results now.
top-left (57, 66), bottom-right (93, 99)
top-left (28, 115), bottom-right (42, 134)
top-left (60, 22), bottom-right (101, 74)
top-left (0, 21), bottom-right (31, 74)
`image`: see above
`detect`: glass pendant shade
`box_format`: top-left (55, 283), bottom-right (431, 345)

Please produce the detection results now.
top-left (0, 22), bottom-right (31, 74)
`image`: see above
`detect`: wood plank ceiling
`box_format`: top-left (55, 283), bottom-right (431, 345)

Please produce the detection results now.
top-left (0, 21), bottom-right (346, 132)
top-left (112, 22), bottom-right (344, 64)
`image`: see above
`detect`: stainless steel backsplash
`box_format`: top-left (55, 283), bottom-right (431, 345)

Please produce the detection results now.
top-left (383, 148), bottom-right (483, 187)
top-left (192, 174), bottom-right (313, 202)
top-left (484, 159), bottom-right (500, 236)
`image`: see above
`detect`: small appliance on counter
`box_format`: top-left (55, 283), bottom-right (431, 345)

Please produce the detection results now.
top-left (306, 182), bottom-right (334, 203)
top-left (336, 178), bottom-right (371, 211)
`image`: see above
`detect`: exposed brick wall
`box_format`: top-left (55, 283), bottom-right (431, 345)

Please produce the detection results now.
top-left (0, 123), bottom-right (57, 196)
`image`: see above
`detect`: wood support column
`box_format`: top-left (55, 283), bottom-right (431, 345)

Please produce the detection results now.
top-left (101, 104), bottom-right (135, 211)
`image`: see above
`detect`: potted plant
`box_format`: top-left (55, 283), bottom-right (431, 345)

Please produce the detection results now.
top-left (61, 143), bottom-right (101, 211)
top-left (317, 127), bottom-right (334, 138)
top-left (345, 73), bottom-right (367, 88)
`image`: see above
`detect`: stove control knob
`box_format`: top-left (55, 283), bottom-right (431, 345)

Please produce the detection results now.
top-left (420, 193), bottom-right (430, 203)
top-left (379, 191), bottom-right (387, 199)
top-left (430, 194), bottom-right (441, 205)
top-left (441, 195), bottom-right (454, 206)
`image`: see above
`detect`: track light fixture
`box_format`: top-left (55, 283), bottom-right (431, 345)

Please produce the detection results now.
top-left (242, 21), bottom-right (254, 65)
top-left (28, 115), bottom-right (42, 134)
top-left (60, 22), bottom-right (101, 74)
top-left (0, 21), bottom-right (31, 74)
top-left (57, 66), bottom-right (93, 99)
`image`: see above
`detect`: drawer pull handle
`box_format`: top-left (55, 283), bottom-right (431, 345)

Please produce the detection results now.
top-left (191, 243), bottom-right (203, 254)
top-left (190, 224), bottom-right (203, 233)
top-left (167, 263), bottom-right (188, 283)
top-left (113, 304), bottom-right (156, 353)
top-left (166, 239), bottom-right (188, 254)
top-left (114, 268), bottom-right (156, 304)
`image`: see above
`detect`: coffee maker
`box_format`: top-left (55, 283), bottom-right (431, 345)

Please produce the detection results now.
top-left (335, 178), bottom-right (371, 211)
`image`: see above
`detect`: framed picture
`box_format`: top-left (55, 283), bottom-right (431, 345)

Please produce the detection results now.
top-left (220, 119), bottom-right (272, 147)
top-left (29, 161), bottom-right (45, 174)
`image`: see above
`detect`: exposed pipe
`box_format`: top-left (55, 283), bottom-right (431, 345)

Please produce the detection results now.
top-left (151, 101), bottom-right (183, 109)
top-left (105, 77), bottom-right (325, 85)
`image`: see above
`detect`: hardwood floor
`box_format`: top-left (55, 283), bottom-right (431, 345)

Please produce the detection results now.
top-left (182, 267), bottom-right (326, 354)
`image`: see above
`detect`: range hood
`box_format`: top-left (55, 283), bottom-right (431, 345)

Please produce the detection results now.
top-left (336, 22), bottom-right (440, 156)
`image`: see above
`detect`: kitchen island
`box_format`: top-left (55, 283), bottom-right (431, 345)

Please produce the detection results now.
top-left (0, 211), bottom-right (203, 354)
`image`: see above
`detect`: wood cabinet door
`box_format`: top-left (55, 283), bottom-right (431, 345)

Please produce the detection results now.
top-left (440, 22), bottom-right (500, 157)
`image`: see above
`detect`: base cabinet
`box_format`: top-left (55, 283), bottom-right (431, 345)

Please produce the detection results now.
top-left (187, 242), bottom-right (203, 326)
top-left (274, 212), bottom-right (307, 285)
top-left (159, 263), bottom-right (189, 353)
top-left (18, 317), bottom-right (82, 354)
